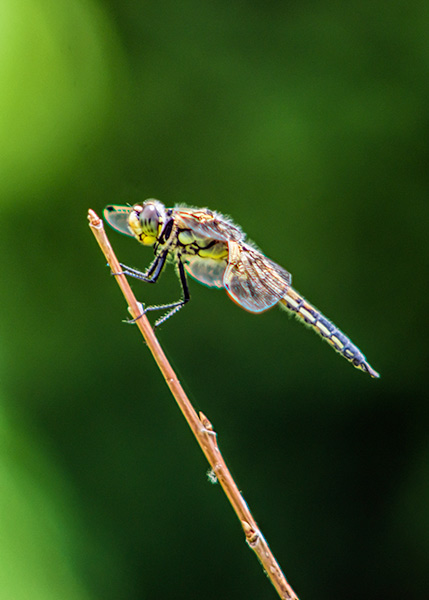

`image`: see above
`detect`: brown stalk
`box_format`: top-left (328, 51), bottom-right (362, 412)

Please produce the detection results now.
top-left (88, 209), bottom-right (300, 600)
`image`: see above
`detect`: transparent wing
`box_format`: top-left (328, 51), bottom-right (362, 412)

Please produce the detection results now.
top-left (103, 205), bottom-right (134, 237)
top-left (184, 256), bottom-right (227, 288)
top-left (224, 242), bottom-right (291, 313)
top-left (174, 207), bottom-right (244, 243)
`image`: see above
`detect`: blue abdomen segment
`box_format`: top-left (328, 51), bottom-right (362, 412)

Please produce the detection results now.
top-left (280, 287), bottom-right (379, 378)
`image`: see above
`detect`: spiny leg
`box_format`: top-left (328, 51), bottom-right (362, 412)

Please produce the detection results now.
top-left (152, 256), bottom-right (190, 328)
top-left (125, 255), bottom-right (190, 327)
top-left (114, 250), bottom-right (168, 323)
top-left (115, 249), bottom-right (168, 283)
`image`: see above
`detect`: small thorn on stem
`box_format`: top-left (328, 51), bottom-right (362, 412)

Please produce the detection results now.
top-left (242, 520), bottom-right (260, 546)
top-left (199, 412), bottom-right (214, 430)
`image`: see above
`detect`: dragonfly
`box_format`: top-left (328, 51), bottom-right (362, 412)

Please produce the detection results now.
top-left (103, 200), bottom-right (379, 378)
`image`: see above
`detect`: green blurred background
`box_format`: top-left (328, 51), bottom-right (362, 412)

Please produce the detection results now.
top-left (0, 1), bottom-right (428, 599)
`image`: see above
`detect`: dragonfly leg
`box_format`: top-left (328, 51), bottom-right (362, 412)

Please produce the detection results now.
top-left (114, 251), bottom-right (167, 282)
top-left (124, 256), bottom-right (190, 327)
top-left (153, 257), bottom-right (190, 328)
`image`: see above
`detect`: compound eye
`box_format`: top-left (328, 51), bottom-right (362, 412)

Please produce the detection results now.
top-left (127, 199), bottom-right (166, 246)
top-left (138, 203), bottom-right (160, 236)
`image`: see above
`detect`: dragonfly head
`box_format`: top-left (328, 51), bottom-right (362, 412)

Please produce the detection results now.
top-left (128, 199), bottom-right (167, 246)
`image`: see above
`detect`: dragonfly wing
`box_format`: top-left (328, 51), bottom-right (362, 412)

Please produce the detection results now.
top-left (224, 242), bottom-right (291, 313)
top-left (184, 256), bottom-right (227, 288)
top-left (174, 207), bottom-right (244, 243)
top-left (103, 205), bottom-right (134, 237)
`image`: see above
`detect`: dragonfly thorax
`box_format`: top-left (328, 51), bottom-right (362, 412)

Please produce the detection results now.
top-left (129, 200), bottom-right (167, 246)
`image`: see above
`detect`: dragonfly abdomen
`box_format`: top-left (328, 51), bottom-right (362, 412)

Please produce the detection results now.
top-left (280, 288), bottom-right (379, 378)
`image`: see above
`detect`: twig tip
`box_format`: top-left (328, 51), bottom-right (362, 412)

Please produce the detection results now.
top-left (88, 209), bottom-right (102, 228)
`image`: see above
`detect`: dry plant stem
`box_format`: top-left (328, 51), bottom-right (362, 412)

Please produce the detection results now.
top-left (88, 209), bottom-right (299, 600)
